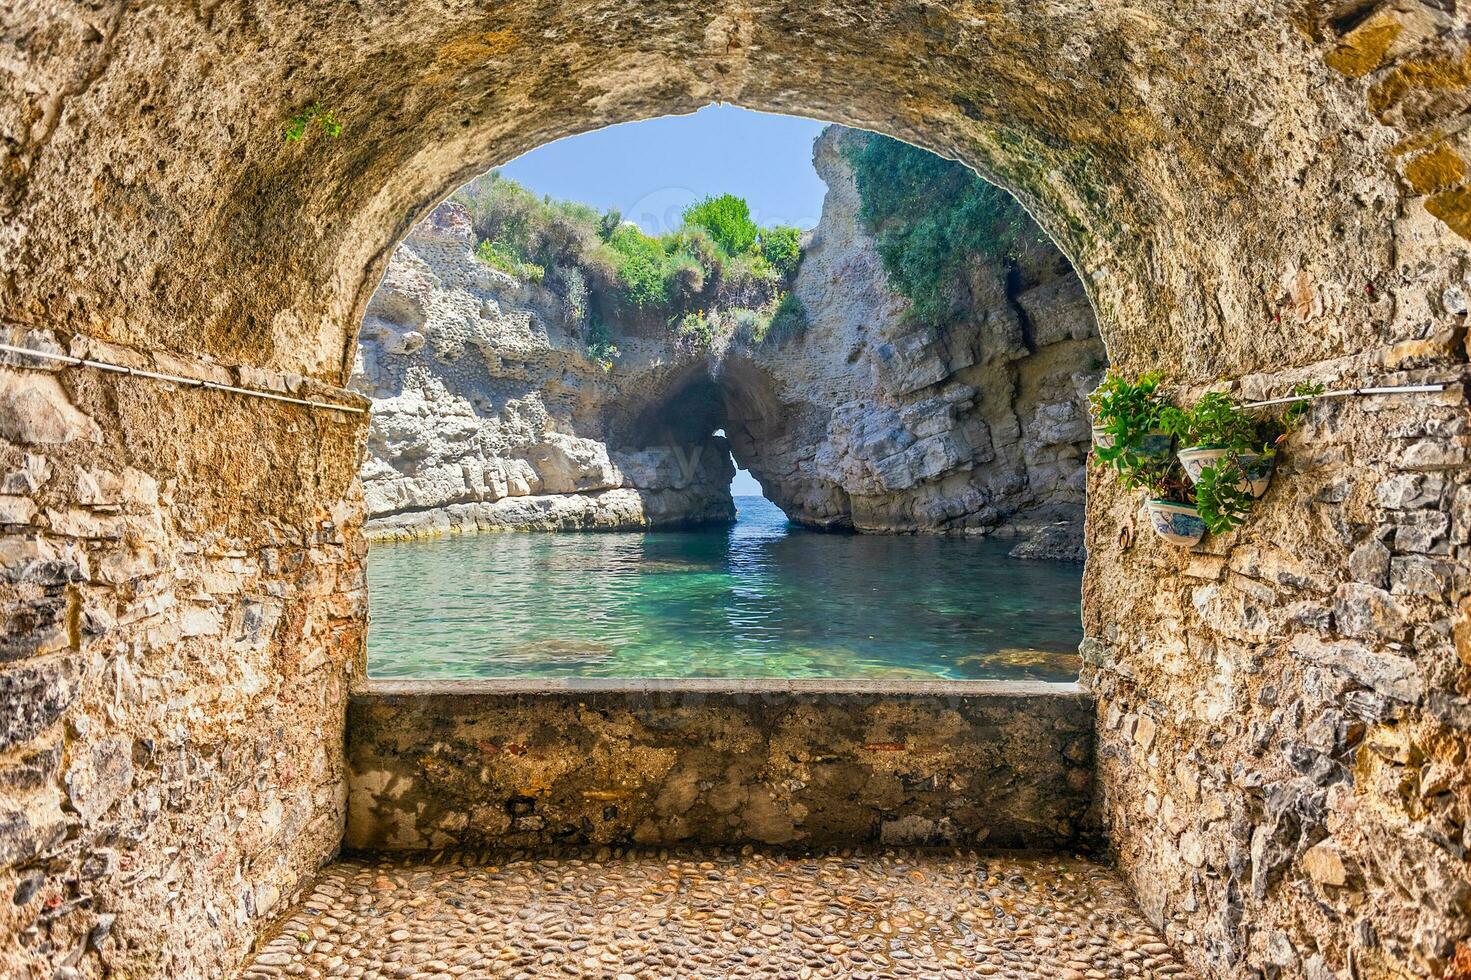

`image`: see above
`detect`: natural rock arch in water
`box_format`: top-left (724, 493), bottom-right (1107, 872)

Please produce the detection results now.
top-left (2, 3), bottom-right (1469, 979)
top-left (351, 125), bottom-right (1105, 552)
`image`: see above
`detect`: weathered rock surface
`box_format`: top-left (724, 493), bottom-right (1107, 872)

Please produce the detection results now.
top-left (350, 201), bottom-right (734, 539)
top-left (0, 336), bottom-right (366, 980)
top-left (725, 128), bottom-right (1105, 552)
top-left (358, 129), bottom-right (1103, 554)
top-left (3, 2), bottom-right (1470, 979)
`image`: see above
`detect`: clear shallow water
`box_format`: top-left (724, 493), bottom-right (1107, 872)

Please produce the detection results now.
top-left (366, 496), bottom-right (1083, 681)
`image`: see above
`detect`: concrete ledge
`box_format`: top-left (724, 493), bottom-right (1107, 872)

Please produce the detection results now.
top-left (347, 681), bottom-right (1096, 853)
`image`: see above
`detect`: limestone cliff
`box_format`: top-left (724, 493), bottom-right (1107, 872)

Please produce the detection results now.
top-left (354, 127), bottom-right (1104, 556)
top-left (723, 127), bottom-right (1106, 557)
top-left (350, 202), bottom-right (735, 540)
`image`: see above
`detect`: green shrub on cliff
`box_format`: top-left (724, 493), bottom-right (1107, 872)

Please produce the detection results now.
top-left (601, 225), bottom-right (672, 308)
top-left (454, 172), bottom-right (806, 345)
top-left (682, 194), bottom-right (760, 256)
top-left (475, 239), bottom-right (544, 283)
top-left (765, 291), bottom-right (809, 344)
top-left (585, 320), bottom-right (620, 369)
top-left (758, 225), bottom-right (804, 279)
top-left (845, 132), bottom-right (1033, 325)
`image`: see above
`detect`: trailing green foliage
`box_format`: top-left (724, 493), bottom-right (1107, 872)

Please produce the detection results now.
top-left (284, 102), bottom-right (342, 142)
top-left (845, 132), bottom-right (1036, 324)
top-left (453, 172), bottom-right (807, 351)
top-left (1194, 460), bottom-right (1255, 534)
top-left (1088, 370), bottom-right (1169, 491)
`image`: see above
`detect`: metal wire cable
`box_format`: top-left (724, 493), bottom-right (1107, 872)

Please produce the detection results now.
top-left (0, 342), bottom-right (367, 415)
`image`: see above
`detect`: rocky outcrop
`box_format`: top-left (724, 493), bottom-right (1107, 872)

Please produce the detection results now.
top-left (355, 128), bottom-right (1103, 555)
top-left (350, 201), bottom-right (734, 540)
top-left (723, 128), bottom-right (1106, 556)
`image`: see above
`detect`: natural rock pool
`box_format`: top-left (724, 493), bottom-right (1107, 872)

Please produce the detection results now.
top-left (366, 496), bottom-right (1083, 680)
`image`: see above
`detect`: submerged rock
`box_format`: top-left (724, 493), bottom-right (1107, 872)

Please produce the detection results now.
top-left (516, 638), bottom-right (616, 662)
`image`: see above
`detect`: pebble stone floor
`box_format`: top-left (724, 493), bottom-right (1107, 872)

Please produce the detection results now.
top-left (240, 848), bottom-right (1194, 979)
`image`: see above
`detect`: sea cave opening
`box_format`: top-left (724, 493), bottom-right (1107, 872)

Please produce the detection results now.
top-left (351, 106), bottom-right (1106, 683)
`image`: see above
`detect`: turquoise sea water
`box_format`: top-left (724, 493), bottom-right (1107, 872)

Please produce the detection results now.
top-left (366, 496), bottom-right (1083, 681)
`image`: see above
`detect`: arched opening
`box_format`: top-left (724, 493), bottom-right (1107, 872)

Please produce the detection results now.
top-left (2, 4), bottom-right (1467, 979)
top-left (351, 108), bottom-right (1101, 683)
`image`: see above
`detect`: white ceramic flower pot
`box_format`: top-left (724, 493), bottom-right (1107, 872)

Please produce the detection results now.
top-left (1237, 452), bottom-right (1274, 498)
top-left (1144, 499), bottom-right (1206, 547)
top-left (1177, 445), bottom-right (1275, 498)
top-left (1177, 445), bottom-right (1230, 484)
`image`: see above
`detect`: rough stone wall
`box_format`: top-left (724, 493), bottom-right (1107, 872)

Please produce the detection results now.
top-left (1084, 353), bottom-right (1470, 979)
top-left (3, 1), bottom-right (1471, 978)
top-left (726, 127), bottom-right (1105, 551)
top-left (345, 680), bottom-right (1096, 853)
top-left (351, 201), bottom-right (735, 540)
top-left (1067, 8), bottom-right (1471, 973)
top-left (0, 334), bottom-right (368, 979)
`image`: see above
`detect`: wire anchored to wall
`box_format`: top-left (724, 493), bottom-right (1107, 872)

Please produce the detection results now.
top-left (0, 339), bottom-right (1454, 418)
top-left (0, 342), bottom-right (368, 416)
top-left (1242, 382), bottom-right (1451, 409)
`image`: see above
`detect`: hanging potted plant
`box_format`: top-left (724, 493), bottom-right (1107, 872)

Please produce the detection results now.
top-left (1161, 382), bottom-right (1324, 500)
top-left (1139, 461), bottom-right (1208, 547)
top-left (1160, 391), bottom-right (1277, 498)
top-left (1089, 370), bottom-right (1173, 477)
top-left (1093, 375), bottom-right (1324, 547)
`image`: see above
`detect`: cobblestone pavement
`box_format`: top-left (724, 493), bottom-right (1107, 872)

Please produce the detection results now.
top-left (241, 848), bottom-right (1193, 979)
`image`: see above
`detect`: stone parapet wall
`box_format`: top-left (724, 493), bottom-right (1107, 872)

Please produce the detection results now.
top-left (344, 679), bottom-right (1096, 853)
top-left (1082, 355), bottom-right (1469, 978)
top-left (0, 332), bottom-right (368, 980)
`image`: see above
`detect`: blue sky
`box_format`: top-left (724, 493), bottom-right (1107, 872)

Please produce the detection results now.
top-left (501, 105), bottom-right (828, 495)
top-left (499, 104), bottom-right (831, 235)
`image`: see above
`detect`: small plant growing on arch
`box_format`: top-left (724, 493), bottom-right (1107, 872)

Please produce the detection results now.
top-left (284, 102), bottom-right (343, 142)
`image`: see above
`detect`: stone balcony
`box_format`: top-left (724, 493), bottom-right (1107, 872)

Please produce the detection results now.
top-left (234, 680), bottom-right (1154, 977)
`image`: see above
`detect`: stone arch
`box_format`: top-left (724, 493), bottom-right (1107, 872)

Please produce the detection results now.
top-left (11, 1), bottom-right (1459, 383)
top-left (2, 3), bottom-right (1469, 980)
